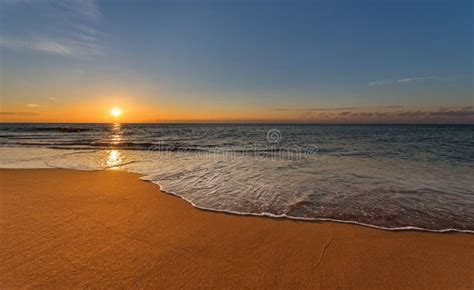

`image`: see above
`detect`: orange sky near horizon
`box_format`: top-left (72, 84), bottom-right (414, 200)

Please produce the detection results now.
top-left (1, 99), bottom-right (472, 124)
top-left (0, 99), bottom-right (282, 123)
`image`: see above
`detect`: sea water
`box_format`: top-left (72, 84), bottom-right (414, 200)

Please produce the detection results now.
top-left (1, 123), bottom-right (472, 232)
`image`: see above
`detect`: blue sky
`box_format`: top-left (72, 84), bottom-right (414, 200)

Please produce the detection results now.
top-left (0, 0), bottom-right (472, 123)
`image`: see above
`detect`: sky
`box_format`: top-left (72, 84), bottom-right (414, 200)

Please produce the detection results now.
top-left (0, 0), bottom-right (472, 123)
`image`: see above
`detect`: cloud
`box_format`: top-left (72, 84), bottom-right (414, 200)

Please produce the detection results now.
top-left (57, 0), bottom-right (101, 22)
top-left (0, 111), bottom-right (41, 116)
top-left (347, 108), bottom-right (474, 119)
top-left (26, 103), bottom-right (40, 107)
top-left (338, 111), bottom-right (353, 116)
top-left (438, 106), bottom-right (451, 112)
top-left (274, 107), bottom-right (359, 112)
top-left (33, 40), bottom-right (73, 55)
top-left (306, 107), bottom-right (359, 111)
top-left (428, 110), bottom-right (474, 118)
top-left (396, 76), bottom-right (440, 84)
top-left (48, 97), bottom-right (59, 101)
top-left (368, 80), bottom-right (392, 87)
top-left (0, 0), bottom-right (103, 58)
top-left (276, 106), bottom-right (406, 111)
top-left (297, 106), bottom-right (473, 124)
top-left (0, 38), bottom-right (73, 56)
top-left (369, 76), bottom-right (445, 86)
top-left (276, 105), bottom-right (473, 123)
top-left (377, 105), bottom-right (404, 109)
top-left (395, 110), bottom-right (426, 117)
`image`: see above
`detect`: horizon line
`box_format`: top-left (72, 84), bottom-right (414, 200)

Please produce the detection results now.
top-left (1, 121), bottom-right (473, 125)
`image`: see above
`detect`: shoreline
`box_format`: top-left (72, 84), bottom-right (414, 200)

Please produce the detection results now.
top-left (5, 163), bottom-right (472, 234)
top-left (1, 145), bottom-right (472, 234)
top-left (1, 169), bottom-right (473, 288)
top-left (152, 177), bottom-right (474, 234)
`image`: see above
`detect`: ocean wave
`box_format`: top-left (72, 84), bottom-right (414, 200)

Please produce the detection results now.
top-left (0, 124), bottom-right (473, 233)
top-left (1, 147), bottom-right (473, 233)
top-left (0, 126), bottom-right (93, 133)
top-left (144, 178), bottom-right (474, 234)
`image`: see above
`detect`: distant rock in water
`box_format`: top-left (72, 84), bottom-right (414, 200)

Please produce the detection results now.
top-left (0, 126), bottom-right (92, 133)
top-left (35, 127), bottom-right (91, 133)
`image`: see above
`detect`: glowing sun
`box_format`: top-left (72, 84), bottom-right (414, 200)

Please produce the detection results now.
top-left (110, 107), bottom-right (122, 117)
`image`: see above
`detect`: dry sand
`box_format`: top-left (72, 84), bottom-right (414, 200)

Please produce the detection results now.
top-left (0, 169), bottom-right (473, 289)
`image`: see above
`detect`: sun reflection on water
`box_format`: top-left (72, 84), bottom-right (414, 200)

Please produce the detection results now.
top-left (103, 123), bottom-right (124, 169)
top-left (111, 123), bottom-right (123, 145)
top-left (106, 149), bottom-right (122, 169)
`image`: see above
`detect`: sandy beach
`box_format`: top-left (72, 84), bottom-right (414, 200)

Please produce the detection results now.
top-left (0, 169), bottom-right (473, 289)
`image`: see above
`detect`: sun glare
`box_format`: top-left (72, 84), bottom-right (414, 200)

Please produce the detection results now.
top-left (110, 107), bottom-right (122, 117)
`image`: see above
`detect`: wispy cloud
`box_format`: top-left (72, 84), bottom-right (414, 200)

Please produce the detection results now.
top-left (34, 39), bottom-right (73, 55)
top-left (396, 76), bottom-right (441, 84)
top-left (298, 106), bottom-right (474, 123)
top-left (377, 105), bottom-right (404, 109)
top-left (48, 97), bottom-right (59, 101)
top-left (274, 107), bottom-right (360, 112)
top-left (0, 38), bottom-right (73, 56)
top-left (0, 0), bottom-right (103, 58)
top-left (57, 0), bottom-right (101, 22)
top-left (368, 80), bottom-right (392, 87)
top-left (26, 103), bottom-right (40, 107)
top-left (428, 110), bottom-right (474, 118)
top-left (338, 111), bottom-right (353, 116)
top-left (307, 107), bottom-right (359, 111)
top-left (274, 106), bottom-right (407, 112)
top-left (0, 111), bottom-right (41, 116)
top-left (369, 76), bottom-right (446, 87)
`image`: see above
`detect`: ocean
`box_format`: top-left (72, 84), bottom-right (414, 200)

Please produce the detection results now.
top-left (0, 123), bottom-right (473, 232)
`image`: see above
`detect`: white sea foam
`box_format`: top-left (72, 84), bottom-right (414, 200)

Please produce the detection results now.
top-left (1, 147), bottom-right (473, 233)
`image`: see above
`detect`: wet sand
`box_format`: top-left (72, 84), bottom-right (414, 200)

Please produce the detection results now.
top-left (0, 169), bottom-right (473, 289)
